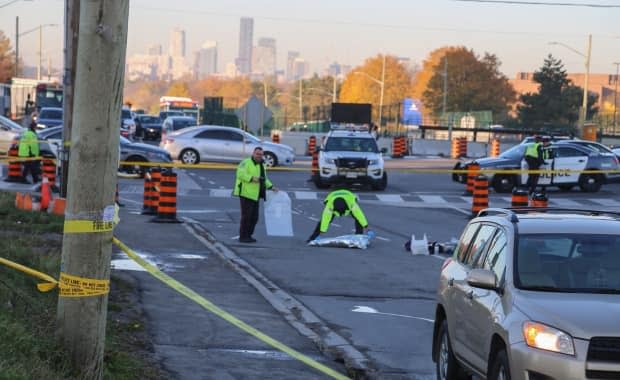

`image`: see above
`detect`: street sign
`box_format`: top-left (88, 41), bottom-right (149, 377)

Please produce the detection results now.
top-left (235, 95), bottom-right (272, 134)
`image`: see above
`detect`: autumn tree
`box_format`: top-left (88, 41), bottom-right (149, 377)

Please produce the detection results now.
top-left (422, 47), bottom-right (515, 120)
top-left (518, 54), bottom-right (598, 130)
top-left (166, 81), bottom-right (190, 97)
top-left (0, 30), bottom-right (16, 82)
top-left (340, 54), bottom-right (413, 125)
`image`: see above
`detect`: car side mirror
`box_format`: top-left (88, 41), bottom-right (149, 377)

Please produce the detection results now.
top-left (466, 269), bottom-right (498, 291)
top-left (380, 147), bottom-right (388, 154)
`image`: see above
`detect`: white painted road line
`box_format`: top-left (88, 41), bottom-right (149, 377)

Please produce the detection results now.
top-left (210, 189), bottom-right (233, 197)
top-left (460, 196), bottom-right (472, 204)
top-left (208, 180), bottom-right (216, 185)
top-left (352, 306), bottom-right (434, 323)
top-left (295, 191), bottom-right (318, 200)
top-left (590, 198), bottom-right (620, 207)
top-left (376, 194), bottom-right (403, 203)
top-left (376, 236), bottom-right (390, 241)
top-left (418, 195), bottom-right (446, 204)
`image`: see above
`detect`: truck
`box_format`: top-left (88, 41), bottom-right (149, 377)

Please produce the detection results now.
top-left (1, 78), bottom-right (63, 121)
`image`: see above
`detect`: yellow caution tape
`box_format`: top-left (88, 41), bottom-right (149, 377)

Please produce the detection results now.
top-left (113, 237), bottom-right (349, 380)
top-left (0, 256), bottom-right (58, 292)
top-left (64, 220), bottom-right (115, 234)
top-left (59, 272), bottom-right (109, 298)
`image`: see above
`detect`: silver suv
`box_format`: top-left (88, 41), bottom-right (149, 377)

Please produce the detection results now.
top-left (315, 126), bottom-right (387, 190)
top-left (433, 208), bottom-right (620, 380)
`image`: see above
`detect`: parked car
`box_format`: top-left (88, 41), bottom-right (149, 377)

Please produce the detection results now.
top-left (134, 115), bottom-right (163, 140)
top-left (160, 125), bottom-right (295, 167)
top-left (35, 107), bottom-right (63, 129)
top-left (452, 142), bottom-right (620, 193)
top-left (160, 116), bottom-right (197, 141)
top-left (0, 115), bottom-right (24, 154)
top-left (120, 107), bottom-right (136, 139)
top-left (520, 135), bottom-right (573, 144)
top-left (159, 110), bottom-right (185, 120)
top-left (433, 208), bottom-right (620, 380)
top-left (613, 146), bottom-right (620, 160)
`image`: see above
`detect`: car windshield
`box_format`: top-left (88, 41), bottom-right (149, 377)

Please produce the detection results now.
top-left (499, 144), bottom-right (526, 159)
top-left (175, 118), bottom-right (196, 128)
top-left (324, 137), bottom-right (379, 153)
top-left (139, 116), bottom-right (161, 123)
top-left (121, 109), bottom-right (132, 119)
top-left (39, 109), bottom-right (62, 119)
top-left (516, 234), bottom-right (620, 293)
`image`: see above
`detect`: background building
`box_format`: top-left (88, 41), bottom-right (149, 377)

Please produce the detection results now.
top-left (169, 28), bottom-right (186, 58)
top-left (195, 41), bottom-right (218, 79)
top-left (236, 17), bottom-right (254, 75)
top-left (286, 51), bottom-right (300, 81)
top-left (253, 37), bottom-right (276, 77)
top-left (147, 44), bottom-right (162, 56)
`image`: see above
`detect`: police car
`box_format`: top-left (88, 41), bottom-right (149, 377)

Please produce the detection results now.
top-left (452, 141), bottom-right (620, 193)
top-left (315, 124), bottom-right (387, 190)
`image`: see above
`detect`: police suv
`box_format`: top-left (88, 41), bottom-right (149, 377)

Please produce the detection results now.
top-left (315, 124), bottom-right (387, 190)
top-left (453, 141), bottom-right (620, 193)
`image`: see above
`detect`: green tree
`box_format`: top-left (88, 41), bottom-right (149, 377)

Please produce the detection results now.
top-left (422, 47), bottom-right (515, 120)
top-left (0, 30), bottom-right (16, 82)
top-left (518, 55), bottom-right (598, 130)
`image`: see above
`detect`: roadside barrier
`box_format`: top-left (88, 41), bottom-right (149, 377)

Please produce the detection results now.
top-left (465, 162), bottom-right (480, 195)
top-left (142, 170), bottom-right (156, 215)
top-left (42, 158), bottom-right (56, 187)
top-left (511, 188), bottom-right (529, 208)
top-left (152, 169), bottom-right (181, 223)
top-left (531, 192), bottom-right (549, 208)
top-left (307, 135), bottom-right (317, 156)
top-left (490, 139), bottom-right (500, 157)
top-left (271, 131), bottom-right (280, 144)
top-left (450, 137), bottom-right (468, 159)
top-left (144, 168), bottom-right (161, 215)
top-left (5, 144), bottom-right (22, 182)
top-left (472, 175), bottom-right (489, 217)
top-left (391, 136), bottom-right (407, 158)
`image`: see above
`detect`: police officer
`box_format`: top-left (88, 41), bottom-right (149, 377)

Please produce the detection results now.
top-left (18, 121), bottom-right (40, 184)
top-left (307, 189), bottom-right (370, 242)
top-left (234, 147), bottom-right (277, 243)
top-left (525, 136), bottom-right (551, 195)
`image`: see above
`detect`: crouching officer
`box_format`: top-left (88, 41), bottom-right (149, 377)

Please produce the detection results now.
top-left (307, 189), bottom-right (370, 242)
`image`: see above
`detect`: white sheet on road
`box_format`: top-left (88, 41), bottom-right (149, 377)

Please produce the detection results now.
top-left (264, 191), bottom-right (294, 236)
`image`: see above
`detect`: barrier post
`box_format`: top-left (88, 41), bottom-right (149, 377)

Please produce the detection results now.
top-left (271, 131), bottom-right (280, 144)
top-left (307, 135), bottom-right (316, 156)
top-left (152, 169), bottom-right (181, 223)
top-left (143, 167), bottom-right (161, 215)
top-left (511, 188), bottom-right (529, 208)
top-left (451, 139), bottom-right (460, 159)
top-left (459, 137), bottom-right (468, 158)
top-left (42, 158), bottom-right (57, 187)
top-left (471, 175), bottom-right (489, 217)
top-left (531, 192), bottom-right (549, 208)
top-left (311, 151), bottom-right (319, 177)
top-left (465, 162), bottom-right (480, 195)
top-left (5, 144), bottom-right (22, 182)
top-left (141, 169), bottom-right (155, 214)
top-left (490, 139), bottom-right (500, 157)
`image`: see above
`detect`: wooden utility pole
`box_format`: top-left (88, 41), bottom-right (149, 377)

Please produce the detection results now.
top-left (57, 1), bottom-right (129, 379)
top-left (61, 0), bottom-right (80, 198)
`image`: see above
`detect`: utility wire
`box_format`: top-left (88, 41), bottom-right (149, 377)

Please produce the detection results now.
top-left (453, 0), bottom-right (620, 8)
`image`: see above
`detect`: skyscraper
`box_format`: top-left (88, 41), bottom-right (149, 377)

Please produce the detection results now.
top-left (286, 51), bottom-right (300, 81)
top-left (195, 41), bottom-right (218, 78)
top-left (236, 17), bottom-right (253, 75)
top-left (292, 57), bottom-right (309, 80)
top-left (169, 27), bottom-right (186, 57)
top-left (253, 37), bottom-right (276, 77)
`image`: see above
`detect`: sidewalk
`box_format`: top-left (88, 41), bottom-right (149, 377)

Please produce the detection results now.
top-left (112, 207), bottom-right (347, 379)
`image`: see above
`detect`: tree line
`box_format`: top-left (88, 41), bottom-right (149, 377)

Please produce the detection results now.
top-left (0, 29), bottom-right (597, 131)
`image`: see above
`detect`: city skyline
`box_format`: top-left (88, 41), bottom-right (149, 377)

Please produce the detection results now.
top-left (1, 0), bottom-right (619, 79)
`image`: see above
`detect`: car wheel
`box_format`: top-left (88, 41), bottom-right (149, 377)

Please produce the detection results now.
top-left (579, 173), bottom-right (602, 192)
top-left (558, 184), bottom-right (573, 191)
top-left (436, 319), bottom-right (469, 380)
top-left (180, 149), bottom-right (200, 165)
top-left (492, 174), bottom-right (516, 193)
top-left (371, 172), bottom-right (388, 191)
top-left (488, 349), bottom-right (511, 380)
top-left (263, 151), bottom-right (277, 167)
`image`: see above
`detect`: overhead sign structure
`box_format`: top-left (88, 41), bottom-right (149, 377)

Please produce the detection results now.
top-left (235, 95), bottom-right (273, 134)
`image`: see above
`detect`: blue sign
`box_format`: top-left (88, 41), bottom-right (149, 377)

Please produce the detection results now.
top-left (402, 98), bottom-right (422, 125)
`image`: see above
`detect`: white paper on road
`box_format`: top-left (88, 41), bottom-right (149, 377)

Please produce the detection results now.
top-left (264, 190), bottom-right (294, 236)
top-left (307, 234), bottom-right (370, 249)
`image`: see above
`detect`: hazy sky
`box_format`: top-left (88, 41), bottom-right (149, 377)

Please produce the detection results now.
top-left (2, 0), bottom-right (619, 78)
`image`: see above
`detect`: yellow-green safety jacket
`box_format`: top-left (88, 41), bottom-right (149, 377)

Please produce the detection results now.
top-left (320, 189), bottom-right (368, 233)
top-left (525, 142), bottom-right (541, 159)
top-left (18, 130), bottom-right (39, 157)
top-left (233, 157), bottom-right (273, 201)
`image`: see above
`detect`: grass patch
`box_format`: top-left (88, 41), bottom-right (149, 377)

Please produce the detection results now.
top-left (0, 191), bottom-right (165, 379)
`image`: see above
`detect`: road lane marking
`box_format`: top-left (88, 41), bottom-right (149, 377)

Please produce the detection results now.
top-left (376, 236), bottom-right (390, 241)
top-left (590, 198), bottom-right (620, 207)
top-left (295, 191), bottom-right (318, 200)
top-left (308, 217), bottom-right (320, 222)
top-left (376, 194), bottom-right (403, 203)
top-left (418, 195), bottom-right (446, 203)
top-left (210, 189), bottom-right (233, 197)
top-left (208, 180), bottom-right (216, 185)
top-left (352, 306), bottom-right (434, 323)
top-left (460, 197), bottom-right (472, 204)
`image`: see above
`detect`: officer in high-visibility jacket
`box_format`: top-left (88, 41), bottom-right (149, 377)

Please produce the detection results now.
top-left (524, 136), bottom-right (551, 195)
top-left (18, 121), bottom-right (40, 184)
top-left (234, 147), bottom-right (278, 243)
top-left (307, 189), bottom-right (369, 242)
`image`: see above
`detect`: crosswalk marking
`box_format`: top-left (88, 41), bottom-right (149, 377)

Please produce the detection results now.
top-left (590, 198), bottom-right (620, 207)
top-left (210, 189), bottom-right (233, 197)
top-left (377, 194), bottom-right (403, 203)
top-left (550, 198), bottom-right (582, 207)
top-left (460, 196), bottom-right (472, 204)
top-left (419, 195), bottom-right (447, 203)
top-left (295, 191), bottom-right (318, 200)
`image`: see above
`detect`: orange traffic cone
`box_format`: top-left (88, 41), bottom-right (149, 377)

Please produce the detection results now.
top-left (15, 192), bottom-right (24, 209)
top-left (49, 197), bottom-right (66, 216)
top-left (22, 193), bottom-right (33, 211)
top-left (41, 177), bottom-right (51, 211)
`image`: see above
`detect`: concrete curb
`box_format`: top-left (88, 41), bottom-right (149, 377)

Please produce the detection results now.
top-left (182, 218), bottom-right (377, 379)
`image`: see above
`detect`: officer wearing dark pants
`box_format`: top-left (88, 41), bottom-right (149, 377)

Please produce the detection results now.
top-left (525, 136), bottom-right (551, 195)
top-left (307, 189), bottom-right (369, 242)
top-left (18, 121), bottom-right (40, 184)
top-left (234, 147), bottom-right (277, 243)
